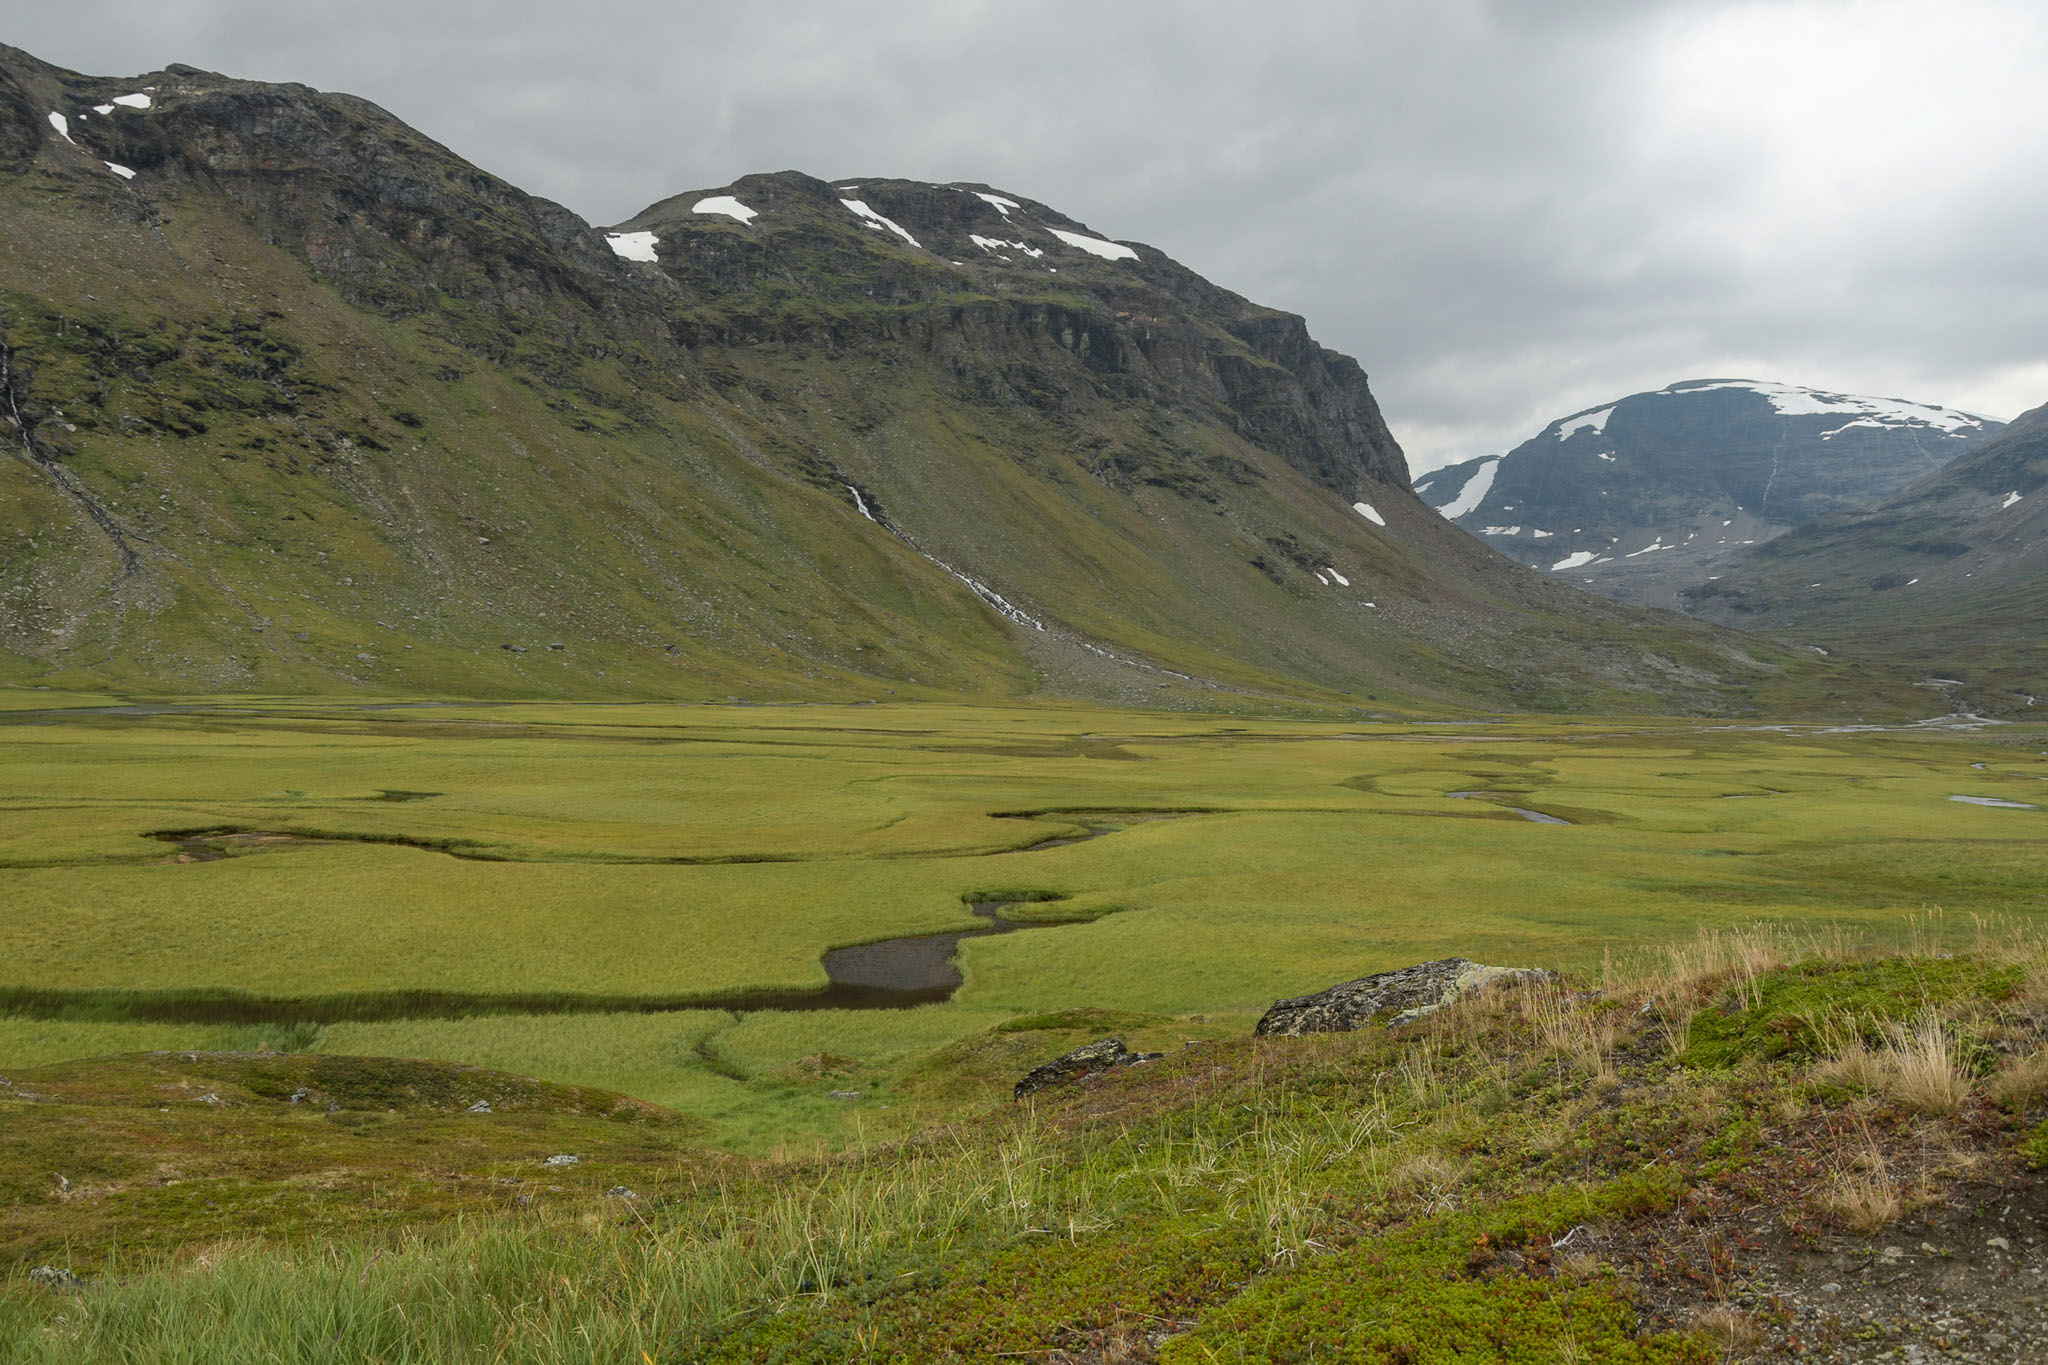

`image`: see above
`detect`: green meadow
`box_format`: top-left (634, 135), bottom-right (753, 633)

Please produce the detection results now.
top-left (3, 698), bottom-right (2046, 1149)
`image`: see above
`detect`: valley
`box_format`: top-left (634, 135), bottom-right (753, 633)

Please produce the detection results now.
top-left (3, 34), bottom-right (2048, 1364)
top-left (3, 698), bottom-right (2043, 1155)
top-left (2, 697), bottom-right (2046, 1361)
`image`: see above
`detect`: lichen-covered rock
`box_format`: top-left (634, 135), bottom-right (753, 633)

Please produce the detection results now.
top-left (1014, 1037), bottom-right (1164, 1100)
top-left (1255, 958), bottom-right (1559, 1037)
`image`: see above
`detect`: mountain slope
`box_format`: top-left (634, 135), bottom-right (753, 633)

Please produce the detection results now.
top-left (0, 46), bottom-right (1912, 715)
top-left (1686, 400), bottom-right (2048, 710)
top-left (1418, 379), bottom-right (2002, 611)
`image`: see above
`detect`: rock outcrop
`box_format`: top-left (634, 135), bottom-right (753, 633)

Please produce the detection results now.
top-left (1254, 958), bottom-right (1559, 1037)
top-left (1014, 1037), bottom-right (1163, 1100)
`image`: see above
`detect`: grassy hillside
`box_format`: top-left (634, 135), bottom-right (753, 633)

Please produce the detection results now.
top-left (1688, 402), bottom-right (2048, 712)
top-left (0, 45), bottom-right (1923, 717)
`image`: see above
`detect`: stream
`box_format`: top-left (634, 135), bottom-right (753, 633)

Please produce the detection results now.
top-left (1445, 792), bottom-right (1572, 824)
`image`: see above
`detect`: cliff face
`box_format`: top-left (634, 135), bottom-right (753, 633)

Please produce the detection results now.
top-left (0, 44), bottom-right (1895, 715)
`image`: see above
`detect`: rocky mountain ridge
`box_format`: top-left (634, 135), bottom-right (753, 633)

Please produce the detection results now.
top-left (1418, 378), bottom-right (2003, 610)
top-left (1687, 400), bottom-right (2048, 710)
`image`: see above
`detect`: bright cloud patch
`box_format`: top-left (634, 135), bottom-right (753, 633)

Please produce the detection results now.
top-left (604, 231), bottom-right (659, 262)
top-left (1437, 460), bottom-right (1499, 520)
top-left (1046, 228), bottom-right (1137, 261)
top-left (1352, 502), bottom-right (1386, 527)
top-left (693, 195), bottom-right (757, 225)
top-left (840, 199), bottom-right (921, 248)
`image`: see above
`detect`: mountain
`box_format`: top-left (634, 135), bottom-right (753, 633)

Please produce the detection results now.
top-left (1416, 379), bottom-right (2003, 611)
top-left (0, 46), bottom-right (1911, 715)
top-left (1686, 400), bottom-right (2048, 711)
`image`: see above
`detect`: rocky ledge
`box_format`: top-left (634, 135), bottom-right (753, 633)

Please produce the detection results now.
top-left (1014, 1038), bottom-right (1165, 1100)
top-left (1255, 957), bottom-right (1559, 1037)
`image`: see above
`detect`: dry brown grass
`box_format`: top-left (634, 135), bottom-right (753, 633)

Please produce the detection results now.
top-left (1817, 1128), bottom-right (1904, 1235)
top-left (1694, 1306), bottom-right (1765, 1356)
top-left (1809, 1012), bottom-right (1973, 1115)
top-left (1556, 1249), bottom-right (1604, 1282)
top-left (1986, 1047), bottom-right (2048, 1111)
top-left (1885, 1015), bottom-right (1971, 1116)
top-left (1811, 1034), bottom-right (1886, 1093)
top-left (1820, 1167), bottom-right (1904, 1235)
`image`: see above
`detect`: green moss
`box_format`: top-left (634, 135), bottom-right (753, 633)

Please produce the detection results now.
top-left (1680, 957), bottom-right (2023, 1069)
top-left (2023, 1121), bottom-right (2048, 1172)
top-left (1161, 1176), bottom-right (1708, 1364)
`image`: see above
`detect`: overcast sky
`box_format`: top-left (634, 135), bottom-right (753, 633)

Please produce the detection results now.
top-left (16, 0), bottom-right (2048, 472)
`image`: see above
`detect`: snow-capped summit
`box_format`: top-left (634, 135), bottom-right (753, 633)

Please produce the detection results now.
top-left (1415, 379), bottom-right (2005, 610)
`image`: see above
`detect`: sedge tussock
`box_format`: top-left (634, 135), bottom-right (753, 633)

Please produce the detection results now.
top-left (1985, 1048), bottom-right (2048, 1111)
top-left (1884, 1015), bottom-right (1971, 1116)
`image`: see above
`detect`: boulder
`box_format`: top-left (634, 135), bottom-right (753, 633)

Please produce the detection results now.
top-left (1014, 1037), bottom-right (1164, 1100)
top-left (1255, 958), bottom-right (1559, 1037)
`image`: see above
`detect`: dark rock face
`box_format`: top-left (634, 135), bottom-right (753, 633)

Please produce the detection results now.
top-left (1255, 958), bottom-right (1560, 1037)
top-left (1014, 1037), bottom-right (1164, 1100)
top-left (623, 170), bottom-right (1410, 499)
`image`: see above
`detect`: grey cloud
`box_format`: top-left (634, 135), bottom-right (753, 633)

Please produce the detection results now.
top-left (16, 0), bottom-right (2048, 471)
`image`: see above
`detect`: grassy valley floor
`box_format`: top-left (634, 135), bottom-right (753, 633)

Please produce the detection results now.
top-left (1, 698), bottom-right (2045, 1359)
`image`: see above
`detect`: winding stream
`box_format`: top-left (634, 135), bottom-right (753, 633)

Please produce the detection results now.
top-left (1445, 792), bottom-right (1572, 825)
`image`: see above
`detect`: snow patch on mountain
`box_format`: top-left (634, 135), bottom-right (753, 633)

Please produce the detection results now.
top-left (975, 192), bottom-right (1020, 216)
top-left (970, 235), bottom-right (1043, 259)
top-left (604, 231), bottom-right (659, 262)
top-left (103, 162), bottom-right (135, 179)
top-left (2002, 491), bottom-right (2024, 510)
top-left (111, 93), bottom-right (152, 110)
top-left (1550, 551), bottom-right (1597, 572)
top-left (1556, 407), bottom-right (1614, 441)
top-left (1437, 460), bottom-right (1499, 520)
top-left (693, 196), bottom-right (757, 224)
top-left (1674, 380), bottom-right (1984, 436)
top-left (1352, 502), bottom-right (1386, 527)
top-left (46, 112), bottom-right (73, 143)
top-left (1046, 228), bottom-right (1137, 262)
top-left (840, 199), bottom-right (921, 248)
